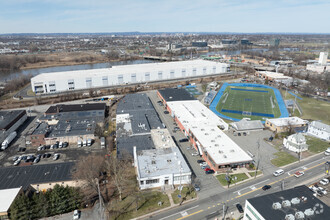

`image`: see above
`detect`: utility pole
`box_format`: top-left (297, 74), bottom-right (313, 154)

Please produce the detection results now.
top-left (254, 139), bottom-right (261, 179)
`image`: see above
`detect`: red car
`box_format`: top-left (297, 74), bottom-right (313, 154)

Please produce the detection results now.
top-left (204, 167), bottom-right (211, 171)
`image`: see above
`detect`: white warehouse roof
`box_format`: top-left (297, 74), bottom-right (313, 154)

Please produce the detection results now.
top-left (32, 59), bottom-right (229, 82)
top-left (167, 100), bottom-right (229, 130)
top-left (167, 100), bottom-right (252, 165)
top-left (0, 187), bottom-right (21, 213)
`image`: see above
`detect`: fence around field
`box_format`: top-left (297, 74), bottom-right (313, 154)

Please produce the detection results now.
top-left (288, 91), bottom-right (303, 100)
top-left (209, 83), bottom-right (289, 122)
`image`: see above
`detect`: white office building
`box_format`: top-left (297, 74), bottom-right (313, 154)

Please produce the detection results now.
top-left (30, 60), bottom-right (230, 94)
top-left (134, 129), bottom-right (191, 190)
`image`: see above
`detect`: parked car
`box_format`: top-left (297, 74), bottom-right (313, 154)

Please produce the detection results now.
top-left (262, 185), bottom-right (272, 191)
top-left (174, 127), bottom-right (180, 131)
top-left (38, 146), bottom-right (45, 151)
top-left (45, 153), bottom-right (51, 158)
top-left (199, 162), bottom-right (207, 167)
top-left (33, 157), bottom-right (40, 164)
top-left (63, 142), bottom-right (68, 148)
top-left (320, 178), bottom-right (329, 186)
top-left (273, 169), bottom-right (284, 177)
top-left (12, 156), bottom-right (19, 161)
top-left (318, 187), bottom-right (327, 195)
top-left (164, 111), bottom-right (169, 114)
top-left (197, 160), bottom-right (205, 164)
top-left (201, 165), bottom-right (209, 170)
top-left (13, 160), bottom-right (20, 166)
top-left (205, 169), bottom-right (215, 174)
top-left (294, 171), bottom-right (304, 178)
top-left (179, 138), bottom-right (189, 143)
top-left (236, 203), bottom-right (244, 213)
top-left (194, 184), bottom-right (200, 192)
top-left (204, 167), bottom-right (211, 172)
top-left (17, 147), bottom-right (26, 152)
top-left (73, 210), bottom-right (80, 220)
top-left (53, 153), bottom-right (60, 161)
top-left (191, 152), bottom-right (199, 156)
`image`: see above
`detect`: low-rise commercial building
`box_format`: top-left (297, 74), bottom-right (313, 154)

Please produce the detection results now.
top-left (307, 121), bottom-right (330, 141)
top-left (265, 117), bottom-right (308, 133)
top-left (29, 103), bottom-right (106, 146)
top-left (158, 89), bottom-right (252, 171)
top-left (243, 185), bottom-right (330, 220)
top-left (116, 93), bottom-right (164, 158)
top-left (230, 119), bottom-right (264, 132)
top-left (0, 110), bottom-right (27, 144)
top-left (255, 71), bottom-right (292, 84)
top-left (134, 129), bottom-right (191, 190)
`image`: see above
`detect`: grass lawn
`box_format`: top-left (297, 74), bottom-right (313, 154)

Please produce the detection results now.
top-left (248, 171), bottom-right (262, 177)
top-left (271, 152), bottom-right (298, 167)
top-left (216, 173), bottom-right (249, 186)
top-left (282, 90), bottom-right (330, 124)
top-left (216, 85), bottom-right (281, 121)
top-left (109, 191), bottom-right (170, 220)
top-left (306, 136), bottom-right (330, 154)
top-left (171, 187), bottom-right (197, 204)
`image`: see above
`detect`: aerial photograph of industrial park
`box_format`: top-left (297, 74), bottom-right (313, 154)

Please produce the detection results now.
top-left (0, 1), bottom-right (330, 220)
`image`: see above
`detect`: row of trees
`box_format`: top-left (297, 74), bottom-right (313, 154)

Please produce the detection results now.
top-left (0, 55), bottom-right (46, 71)
top-left (9, 185), bottom-right (82, 220)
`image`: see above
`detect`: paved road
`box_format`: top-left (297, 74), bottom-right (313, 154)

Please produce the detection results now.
top-left (147, 154), bottom-right (329, 220)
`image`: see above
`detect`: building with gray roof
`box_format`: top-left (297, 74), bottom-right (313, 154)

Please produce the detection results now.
top-left (157, 88), bottom-right (196, 103)
top-left (230, 118), bottom-right (264, 132)
top-left (0, 110), bottom-right (27, 144)
top-left (244, 185), bottom-right (330, 220)
top-left (116, 93), bottom-right (164, 158)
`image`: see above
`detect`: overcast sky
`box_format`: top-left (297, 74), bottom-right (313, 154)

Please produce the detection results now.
top-left (1, 0), bottom-right (329, 34)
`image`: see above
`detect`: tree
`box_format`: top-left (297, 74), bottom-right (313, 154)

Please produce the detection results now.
top-left (105, 154), bottom-right (136, 201)
top-left (72, 154), bottom-right (106, 195)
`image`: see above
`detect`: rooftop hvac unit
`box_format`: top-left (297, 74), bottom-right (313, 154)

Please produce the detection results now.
top-left (272, 202), bottom-right (282, 210)
top-left (304, 208), bottom-right (314, 216)
top-left (291, 197), bottom-right (300, 205)
top-left (295, 211), bottom-right (304, 219)
top-left (285, 214), bottom-right (295, 220)
top-left (282, 200), bottom-right (291, 208)
top-left (223, 155), bottom-right (227, 158)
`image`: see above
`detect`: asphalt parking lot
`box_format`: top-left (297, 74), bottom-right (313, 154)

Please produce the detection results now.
top-left (225, 129), bottom-right (278, 175)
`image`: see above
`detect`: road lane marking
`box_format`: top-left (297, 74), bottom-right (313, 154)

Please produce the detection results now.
top-left (250, 186), bottom-right (256, 190)
top-left (233, 179), bottom-right (269, 194)
top-left (176, 210), bottom-right (203, 220)
top-left (159, 205), bottom-right (199, 220)
top-left (180, 211), bottom-right (188, 216)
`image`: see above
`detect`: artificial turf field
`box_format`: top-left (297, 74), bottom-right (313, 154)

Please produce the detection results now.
top-left (216, 86), bottom-right (281, 120)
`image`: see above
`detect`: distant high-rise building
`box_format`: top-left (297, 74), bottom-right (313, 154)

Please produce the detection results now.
top-left (269, 38), bottom-right (280, 47)
top-left (318, 52), bottom-right (328, 65)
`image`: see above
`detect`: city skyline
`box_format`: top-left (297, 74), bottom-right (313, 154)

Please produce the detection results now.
top-left (1, 0), bottom-right (330, 34)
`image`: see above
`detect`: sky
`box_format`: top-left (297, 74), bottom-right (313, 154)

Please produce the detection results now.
top-left (0, 0), bottom-right (329, 34)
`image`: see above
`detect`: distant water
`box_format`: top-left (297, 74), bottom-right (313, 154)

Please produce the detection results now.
top-left (0, 59), bottom-right (156, 81)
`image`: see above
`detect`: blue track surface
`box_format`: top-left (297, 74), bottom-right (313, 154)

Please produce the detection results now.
top-left (288, 91), bottom-right (303, 100)
top-left (231, 88), bottom-right (269, 93)
top-left (221, 109), bottom-right (275, 118)
top-left (209, 83), bottom-right (289, 122)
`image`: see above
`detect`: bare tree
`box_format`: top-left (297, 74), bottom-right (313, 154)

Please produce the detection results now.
top-left (105, 154), bottom-right (136, 201)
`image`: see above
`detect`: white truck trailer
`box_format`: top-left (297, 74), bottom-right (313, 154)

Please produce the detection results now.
top-left (1, 131), bottom-right (17, 150)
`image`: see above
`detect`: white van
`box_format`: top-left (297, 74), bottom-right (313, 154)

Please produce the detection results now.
top-left (77, 140), bottom-right (82, 148)
top-left (82, 139), bottom-right (87, 147)
top-left (273, 169), bottom-right (284, 177)
top-left (325, 148), bottom-right (330, 156)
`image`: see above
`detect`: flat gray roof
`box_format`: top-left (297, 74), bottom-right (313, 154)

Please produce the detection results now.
top-left (137, 147), bottom-right (191, 179)
top-left (0, 162), bottom-right (74, 190)
top-left (116, 135), bottom-right (155, 158)
top-left (158, 88), bottom-right (196, 102)
top-left (0, 110), bottom-right (26, 131)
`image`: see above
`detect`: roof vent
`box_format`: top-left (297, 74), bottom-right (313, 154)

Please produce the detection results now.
top-left (285, 214), bottom-right (295, 220)
top-left (295, 211), bottom-right (304, 219)
top-left (282, 200), bottom-right (291, 208)
top-left (223, 155), bottom-right (227, 158)
top-left (215, 144), bottom-right (219, 147)
top-left (219, 150), bottom-right (223, 154)
top-left (291, 197), bottom-right (300, 205)
top-left (151, 160), bottom-right (156, 164)
top-left (211, 140), bottom-right (215, 142)
top-left (272, 202), bottom-right (282, 210)
top-left (230, 149), bottom-right (235, 153)
top-left (300, 196), bottom-right (307, 202)
top-left (201, 129), bottom-right (205, 131)
top-left (167, 159), bottom-right (171, 163)
top-left (205, 133), bottom-right (209, 135)
top-left (304, 208), bottom-right (314, 216)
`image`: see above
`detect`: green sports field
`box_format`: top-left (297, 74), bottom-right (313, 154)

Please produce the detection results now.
top-left (216, 86), bottom-right (281, 120)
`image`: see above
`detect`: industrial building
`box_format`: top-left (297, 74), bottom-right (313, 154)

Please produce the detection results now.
top-left (29, 103), bottom-right (106, 146)
top-left (134, 129), bottom-right (191, 190)
top-left (243, 185), bottom-right (330, 220)
top-left (30, 60), bottom-right (230, 94)
top-left (255, 71), bottom-right (293, 84)
top-left (158, 89), bottom-right (253, 171)
top-left (0, 187), bottom-right (22, 219)
top-left (306, 52), bottom-right (330, 73)
top-left (116, 93), bottom-right (164, 158)
top-left (0, 110), bottom-right (27, 145)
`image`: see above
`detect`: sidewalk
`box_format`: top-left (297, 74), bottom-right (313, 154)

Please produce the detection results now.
top-left (219, 167), bottom-right (263, 189)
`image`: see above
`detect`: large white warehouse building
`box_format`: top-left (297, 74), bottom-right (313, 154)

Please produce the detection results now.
top-left (30, 60), bottom-right (230, 94)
